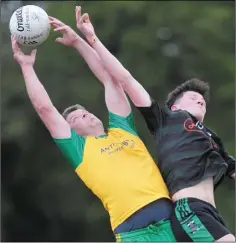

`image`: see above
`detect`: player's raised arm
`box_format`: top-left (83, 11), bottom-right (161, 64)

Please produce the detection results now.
top-left (49, 11), bottom-right (131, 117)
top-left (75, 7), bottom-right (152, 108)
top-left (11, 36), bottom-right (71, 139)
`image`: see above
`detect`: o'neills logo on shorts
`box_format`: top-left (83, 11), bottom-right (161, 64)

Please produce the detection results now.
top-left (16, 8), bottom-right (24, 32)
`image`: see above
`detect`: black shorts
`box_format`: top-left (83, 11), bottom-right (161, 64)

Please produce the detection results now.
top-left (171, 198), bottom-right (232, 242)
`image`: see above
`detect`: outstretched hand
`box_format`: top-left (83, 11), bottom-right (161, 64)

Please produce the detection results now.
top-left (75, 6), bottom-right (95, 42)
top-left (11, 35), bottom-right (37, 66)
top-left (49, 16), bottom-right (79, 46)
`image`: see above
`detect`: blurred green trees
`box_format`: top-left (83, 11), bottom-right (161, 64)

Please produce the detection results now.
top-left (1, 1), bottom-right (235, 241)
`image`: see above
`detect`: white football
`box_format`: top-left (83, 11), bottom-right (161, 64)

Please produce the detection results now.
top-left (9, 5), bottom-right (51, 47)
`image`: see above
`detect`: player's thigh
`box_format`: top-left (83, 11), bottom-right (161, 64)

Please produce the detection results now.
top-left (215, 234), bottom-right (235, 242)
top-left (197, 210), bottom-right (232, 242)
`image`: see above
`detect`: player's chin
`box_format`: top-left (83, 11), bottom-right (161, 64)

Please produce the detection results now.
top-left (188, 109), bottom-right (201, 119)
top-left (193, 111), bottom-right (204, 121)
top-left (92, 119), bottom-right (103, 128)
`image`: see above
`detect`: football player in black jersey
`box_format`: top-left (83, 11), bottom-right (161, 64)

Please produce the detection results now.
top-left (89, 26), bottom-right (236, 241)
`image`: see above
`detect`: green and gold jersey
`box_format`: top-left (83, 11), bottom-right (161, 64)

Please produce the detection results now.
top-left (53, 112), bottom-right (169, 230)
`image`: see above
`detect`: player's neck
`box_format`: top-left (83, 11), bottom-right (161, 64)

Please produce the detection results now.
top-left (92, 127), bottom-right (106, 138)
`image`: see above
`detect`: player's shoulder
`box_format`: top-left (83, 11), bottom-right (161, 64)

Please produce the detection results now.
top-left (149, 98), bottom-right (172, 115)
top-left (108, 111), bottom-right (138, 137)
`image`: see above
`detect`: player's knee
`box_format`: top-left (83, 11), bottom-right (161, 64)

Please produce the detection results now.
top-left (215, 234), bottom-right (235, 242)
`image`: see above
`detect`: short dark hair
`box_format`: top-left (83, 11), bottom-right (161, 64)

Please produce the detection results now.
top-left (62, 104), bottom-right (85, 119)
top-left (166, 78), bottom-right (210, 108)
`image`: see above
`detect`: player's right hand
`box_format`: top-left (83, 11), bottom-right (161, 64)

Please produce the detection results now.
top-left (11, 35), bottom-right (37, 66)
top-left (75, 6), bottom-right (95, 43)
top-left (49, 16), bottom-right (79, 47)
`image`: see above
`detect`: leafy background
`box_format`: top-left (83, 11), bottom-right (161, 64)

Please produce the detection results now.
top-left (1, 1), bottom-right (235, 241)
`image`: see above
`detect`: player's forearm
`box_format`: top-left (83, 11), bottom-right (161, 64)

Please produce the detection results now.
top-left (90, 35), bottom-right (131, 84)
top-left (73, 36), bottom-right (109, 84)
top-left (84, 34), bottom-right (151, 107)
top-left (21, 65), bottom-right (54, 111)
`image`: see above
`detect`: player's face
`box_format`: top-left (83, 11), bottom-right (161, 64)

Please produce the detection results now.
top-left (172, 91), bottom-right (206, 121)
top-left (66, 109), bottom-right (103, 135)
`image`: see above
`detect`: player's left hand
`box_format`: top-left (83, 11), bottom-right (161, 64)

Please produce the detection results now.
top-left (231, 173), bottom-right (235, 180)
top-left (49, 16), bottom-right (79, 46)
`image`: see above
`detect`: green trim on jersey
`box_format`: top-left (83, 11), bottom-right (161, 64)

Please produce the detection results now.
top-left (108, 112), bottom-right (138, 137)
top-left (53, 129), bottom-right (86, 169)
top-left (97, 133), bottom-right (107, 138)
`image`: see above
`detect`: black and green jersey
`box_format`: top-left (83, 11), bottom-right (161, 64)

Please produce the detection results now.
top-left (137, 99), bottom-right (235, 196)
